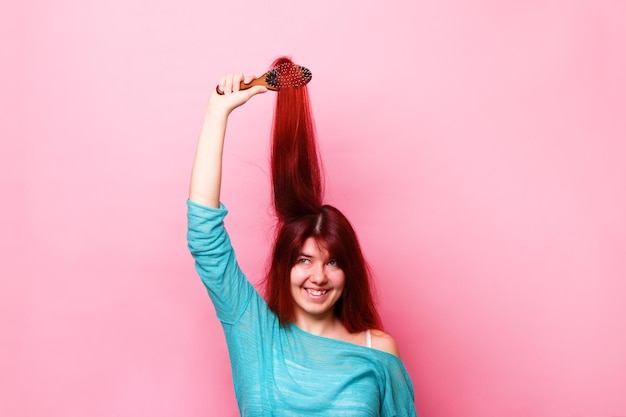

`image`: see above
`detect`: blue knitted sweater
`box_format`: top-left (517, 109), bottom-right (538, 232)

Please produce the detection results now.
top-left (187, 201), bottom-right (417, 416)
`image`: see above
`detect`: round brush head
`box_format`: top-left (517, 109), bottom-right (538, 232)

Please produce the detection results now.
top-left (265, 62), bottom-right (313, 90)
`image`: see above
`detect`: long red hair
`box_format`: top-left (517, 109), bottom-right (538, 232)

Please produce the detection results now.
top-left (264, 56), bottom-right (381, 332)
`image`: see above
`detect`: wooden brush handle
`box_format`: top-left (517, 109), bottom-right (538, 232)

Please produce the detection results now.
top-left (215, 71), bottom-right (277, 95)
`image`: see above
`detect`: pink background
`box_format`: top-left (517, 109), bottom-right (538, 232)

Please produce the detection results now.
top-left (2, 1), bottom-right (625, 416)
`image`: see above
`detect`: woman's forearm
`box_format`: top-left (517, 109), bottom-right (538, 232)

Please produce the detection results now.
top-left (189, 108), bottom-right (229, 208)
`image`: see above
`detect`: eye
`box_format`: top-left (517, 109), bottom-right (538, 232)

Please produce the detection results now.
top-left (327, 259), bottom-right (339, 267)
top-left (297, 257), bottom-right (311, 265)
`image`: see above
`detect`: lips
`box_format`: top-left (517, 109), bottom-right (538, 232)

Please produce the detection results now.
top-left (306, 288), bottom-right (329, 297)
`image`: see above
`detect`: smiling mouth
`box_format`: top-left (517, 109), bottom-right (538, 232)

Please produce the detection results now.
top-left (306, 289), bottom-right (329, 296)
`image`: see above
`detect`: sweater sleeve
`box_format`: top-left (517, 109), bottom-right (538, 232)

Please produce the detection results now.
top-left (381, 356), bottom-right (417, 417)
top-left (186, 200), bottom-right (254, 324)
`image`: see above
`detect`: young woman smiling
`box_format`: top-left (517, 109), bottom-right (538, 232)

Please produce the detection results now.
top-left (187, 57), bottom-right (416, 416)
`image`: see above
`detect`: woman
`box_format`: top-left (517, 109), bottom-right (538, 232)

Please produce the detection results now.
top-left (187, 58), bottom-right (416, 416)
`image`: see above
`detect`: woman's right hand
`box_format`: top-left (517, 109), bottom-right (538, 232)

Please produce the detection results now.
top-left (207, 72), bottom-right (268, 116)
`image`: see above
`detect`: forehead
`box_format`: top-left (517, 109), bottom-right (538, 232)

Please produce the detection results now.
top-left (300, 237), bottom-right (330, 258)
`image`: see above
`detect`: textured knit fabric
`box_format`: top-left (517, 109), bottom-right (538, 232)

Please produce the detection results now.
top-left (187, 200), bottom-right (417, 417)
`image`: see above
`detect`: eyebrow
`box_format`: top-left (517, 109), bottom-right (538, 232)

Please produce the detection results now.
top-left (298, 252), bottom-right (337, 262)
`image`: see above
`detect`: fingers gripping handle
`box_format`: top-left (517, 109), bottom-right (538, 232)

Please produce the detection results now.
top-left (215, 72), bottom-right (276, 95)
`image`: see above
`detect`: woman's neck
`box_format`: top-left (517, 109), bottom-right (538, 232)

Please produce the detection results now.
top-left (292, 313), bottom-right (344, 338)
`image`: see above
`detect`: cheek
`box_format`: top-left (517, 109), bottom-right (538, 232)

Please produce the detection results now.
top-left (290, 266), bottom-right (305, 286)
top-left (332, 271), bottom-right (346, 289)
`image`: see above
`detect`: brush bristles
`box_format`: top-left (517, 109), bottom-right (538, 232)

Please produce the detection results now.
top-left (266, 62), bottom-right (313, 89)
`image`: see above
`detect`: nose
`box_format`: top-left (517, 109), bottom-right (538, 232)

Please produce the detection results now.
top-left (309, 263), bottom-right (328, 285)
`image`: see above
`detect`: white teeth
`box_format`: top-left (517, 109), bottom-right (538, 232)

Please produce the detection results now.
top-left (306, 289), bottom-right (328, 296)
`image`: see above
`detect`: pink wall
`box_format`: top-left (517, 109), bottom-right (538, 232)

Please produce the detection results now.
top-left (3, 1), bottom-right (625, 416)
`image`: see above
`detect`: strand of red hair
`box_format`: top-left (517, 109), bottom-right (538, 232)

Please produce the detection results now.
top-left (270, 57), bottom-right (323, 221)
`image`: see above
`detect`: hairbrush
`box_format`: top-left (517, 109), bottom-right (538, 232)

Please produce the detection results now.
top-left (216, 62), bottom-right (312, 95)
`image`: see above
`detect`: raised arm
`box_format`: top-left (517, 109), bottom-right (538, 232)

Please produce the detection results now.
top-left (189, 73), bottom-right (267, 207)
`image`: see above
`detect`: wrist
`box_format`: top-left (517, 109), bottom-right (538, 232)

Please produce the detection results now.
top-left (204, 103), bottom-right (230, 121)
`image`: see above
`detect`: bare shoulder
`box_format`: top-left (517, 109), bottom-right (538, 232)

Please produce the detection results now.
top-left (370, 329), bottom-right (401, 357)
